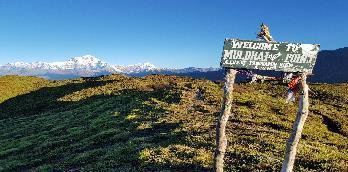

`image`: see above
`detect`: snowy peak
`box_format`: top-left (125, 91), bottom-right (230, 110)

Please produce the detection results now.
top-left (0, 55), bottom-right (159, 73)
top-left (5, 61), bottom-right (51, 69)
top-left (63, 55), bottom-right (109, 70)
top-left (2, 55), bottom-right (110, 71)
top-left (68, 55), bottom-right (104, 66)
top-left (70, 54), bottom-right (99, 61)
top-left (136, 62), bottom-right (156, 70)
top-left (114, 62), bottom-right (157, 73)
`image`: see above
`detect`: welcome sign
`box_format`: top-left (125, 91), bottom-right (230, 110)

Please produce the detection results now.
top-left (221, 39), bottom-right (320, 73)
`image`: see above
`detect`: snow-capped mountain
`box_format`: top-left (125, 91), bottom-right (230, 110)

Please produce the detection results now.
top-left (0, 55), bottom-right (218, 79)
top-left (55, 55), bottom-right (110, 70)
top-left (113, 62), bottom-right (157, 73)
top-left (4, 55), bottom-right (116, 71)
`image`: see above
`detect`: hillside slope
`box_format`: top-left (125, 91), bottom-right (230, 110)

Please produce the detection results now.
top-left (0, 75), bottom-right (347, 171)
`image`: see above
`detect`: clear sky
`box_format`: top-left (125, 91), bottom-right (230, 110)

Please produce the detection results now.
top-left (0, 0), bottom-right (347, 68)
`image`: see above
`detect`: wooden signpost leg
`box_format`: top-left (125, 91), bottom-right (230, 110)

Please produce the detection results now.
top-left (214, 68), bottom-right (237, 172)
top-left (281, 73), bottom-right (309, 172)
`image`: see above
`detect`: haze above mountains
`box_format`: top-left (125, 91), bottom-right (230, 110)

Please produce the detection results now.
top-left (0, 47), bottom-right (347, 83)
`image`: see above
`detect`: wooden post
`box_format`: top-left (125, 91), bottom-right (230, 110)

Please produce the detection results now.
top-left (281, 73), bottom-right (309, 172)
top-left (214, 68), bottom-right (237, 172)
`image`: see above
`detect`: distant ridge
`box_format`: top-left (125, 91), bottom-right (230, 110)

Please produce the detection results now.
top-left (310, 47), bottom-right (348, 83)
top-left (176, 48), bottom-right (348, 83)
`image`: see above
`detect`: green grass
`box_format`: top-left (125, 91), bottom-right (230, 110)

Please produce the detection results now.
top-left (0, 75), bottom-right (347, 171)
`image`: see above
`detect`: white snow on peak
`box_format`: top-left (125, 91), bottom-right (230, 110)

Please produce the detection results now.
top-left (68, 55), bottom-right (102, 65)
top-left (62, 55), bottom-right (109, 70)
top-left (1, 55), bottom-right (159, 73)
top-left (112, 62), bottom-right (158, 73)
top-left (128, 62), bottom-right (157, 70)
top-left (0, 55), bottom-right (219, 78)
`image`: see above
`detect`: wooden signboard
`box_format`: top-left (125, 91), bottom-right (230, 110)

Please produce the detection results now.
top-left (214, 38), bottom-right (320, 172)
top-left (221, 39), bottom-right (320, 73)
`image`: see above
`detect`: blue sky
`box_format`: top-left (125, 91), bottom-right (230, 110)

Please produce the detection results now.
top-left (0, 0), bottom-right (347, 68)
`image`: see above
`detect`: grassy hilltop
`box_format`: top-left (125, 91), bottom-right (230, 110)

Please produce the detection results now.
top-left (0, 75), bottom-right (347, 171)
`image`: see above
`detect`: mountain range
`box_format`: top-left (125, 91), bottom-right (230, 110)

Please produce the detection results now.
top-left (0, 55), bottom-right (217, 80)
top-left (1, 47), bottom-right (347, 83)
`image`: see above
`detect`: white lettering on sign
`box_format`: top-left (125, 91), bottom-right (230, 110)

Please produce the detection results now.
top-left (272, 44), bottom-right (279, 51)
top-left (230, 39), bottom-right (279, 51)
top-left (224, 50), bottom-right (282, 62)
top-left (285, 54), bottom-right (312, 63)
top-left (286, 44), bottom-right (300, 53)
top-left (222, 39), bottom-right (320, 72)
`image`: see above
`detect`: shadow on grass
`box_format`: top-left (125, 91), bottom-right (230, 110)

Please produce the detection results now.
top-left (0, 78), bottom-right (208, 171)
top-left (0, 79), bottom-right (114, 119)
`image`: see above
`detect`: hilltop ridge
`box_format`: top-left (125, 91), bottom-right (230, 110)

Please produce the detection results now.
top-left (0, 74), bottom-right (347, 171)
